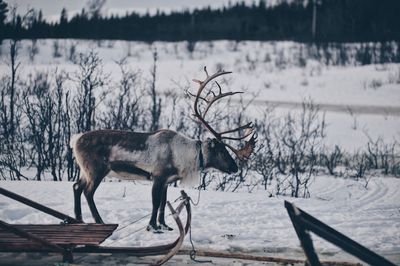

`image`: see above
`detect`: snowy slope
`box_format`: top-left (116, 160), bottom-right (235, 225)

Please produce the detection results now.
top-left (1, 40), bottom-right (399, 107)
top-left (0, 177), bottom-right (399, 264)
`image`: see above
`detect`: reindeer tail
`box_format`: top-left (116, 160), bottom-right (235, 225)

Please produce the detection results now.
top-left (69, 133), bottom-right (84, 150)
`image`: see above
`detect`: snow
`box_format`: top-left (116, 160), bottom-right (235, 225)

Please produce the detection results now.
top-left (1, 177), bottom-right (399, 264)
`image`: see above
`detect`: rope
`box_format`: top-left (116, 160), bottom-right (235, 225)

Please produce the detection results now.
top-left (111, 192), bottom-right (186, 243)
top-left (188, 222), bottom-right (212, 264)
top-left (109, 224), bottom-right (149, 246)
top-left (186, 174), bottom-right (212, 263)
top-left (115, 213), bottom-right (151, 232)
top-left (190, 186), bottom-right (202, 206)
top-left (116, 190), bottom-right (187, 234)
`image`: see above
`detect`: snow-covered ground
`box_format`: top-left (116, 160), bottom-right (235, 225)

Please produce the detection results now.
top-left (0, 177), bottom-right (399, 264)
top-left (2, 40), bottom-right (398, 107)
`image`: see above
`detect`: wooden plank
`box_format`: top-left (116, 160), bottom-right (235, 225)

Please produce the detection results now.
top-left (0, 224), bottom-right (118, 232)
top-left (1, 235), bottom-right (111, 241)
top-left (0, 223), bottom-right (117, 230)
top-left (0, 237), bottom-right (110, 245)
top-left (0, 233), bottom-right (110, 239)
top-left (0, 223), bottom-right (117, 246)
top-left (0, 220), bottom-right (65, 253)
top-left (0, 238), bottom-right (108, 243)
top-left (0, 236), bottom-right (103, 245)
top-left (2, 230), bottom-right (116, 236)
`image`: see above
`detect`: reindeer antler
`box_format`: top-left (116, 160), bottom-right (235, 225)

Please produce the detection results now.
top-left (225, 132), bottom-right (258, 161)
top-left (192, 66), bottom-right (232, 140)
top-left (192, 67), bottom-right (257, 161)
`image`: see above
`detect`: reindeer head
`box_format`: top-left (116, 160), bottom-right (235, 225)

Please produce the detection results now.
top-left (203, 138), bottom-right (238, 174)
top-left (191, 67), bottom-right (257, 174)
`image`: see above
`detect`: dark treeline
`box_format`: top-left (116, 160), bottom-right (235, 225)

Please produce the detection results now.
top-left (1, 0), bottom-right (400, 42)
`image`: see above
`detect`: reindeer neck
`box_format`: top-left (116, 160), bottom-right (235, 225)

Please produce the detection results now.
top-left (196, 140), bottom-right (204, 171)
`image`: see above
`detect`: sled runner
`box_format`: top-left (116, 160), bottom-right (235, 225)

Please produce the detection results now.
top-left (0, 186), bottom-right (191, 265)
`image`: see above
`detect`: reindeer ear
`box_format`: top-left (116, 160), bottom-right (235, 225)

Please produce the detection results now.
top-left (206, 138), bottom-right (217, 148)
top-left (206, 138), bottom-right (212, 147)
top-left (210, 139), bottom-right (216, 148)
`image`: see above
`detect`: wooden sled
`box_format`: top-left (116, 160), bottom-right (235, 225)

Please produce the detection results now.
top-left (0, 186), bottom-right (192, 265)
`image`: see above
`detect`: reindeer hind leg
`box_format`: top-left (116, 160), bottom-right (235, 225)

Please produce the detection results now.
top-left (73, 178), bottom-right (86, 222)
top-left (83, 165), bottom-right (109, 224)
top-left (84, 179), bottom-right (104, 224)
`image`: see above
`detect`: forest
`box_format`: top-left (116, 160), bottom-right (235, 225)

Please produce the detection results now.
top-left (0, 0), bottom-right (400, 42)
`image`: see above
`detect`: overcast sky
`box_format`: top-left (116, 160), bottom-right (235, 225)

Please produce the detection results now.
top-left (7, 0), bottom-right (265, 21)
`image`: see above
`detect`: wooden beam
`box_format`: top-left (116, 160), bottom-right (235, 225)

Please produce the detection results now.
top-left (284, 201), bottom-right (396, 266)
top-left (286, 201), bottom-right (322, 266)
top-left (178, 249), bottom-right (362, 266)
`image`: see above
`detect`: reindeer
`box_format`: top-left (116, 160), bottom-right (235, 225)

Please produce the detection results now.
top-left (70, 67), bottom-right (257, 232)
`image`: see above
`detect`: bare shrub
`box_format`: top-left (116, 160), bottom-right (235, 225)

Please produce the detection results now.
top-left (252, 107), bottom-right (276, 191)
top-left (149, 48), bottom-right (161, 131)
top-left (365, 135), bottom-right (400, 176)
top-left (0, 40), bottom-right (27, 180)
top-left (72, 50), bottom-right (108, 132)
top-left (363, 78), bottom-right (383, 90)
top-left (28, 39), bottom-right (39, 62)
top-left (99, 58), bottom-right (144, 130)
top-left (321, 145), bottom-right (343, 176)
top-left (68, 42), bottom-right (77, 63)
top-left (22, 71), bottom-right (68, 181)
top-left (260, 101), bottom-right (326, 198)
top-left (388, 66), bottom-right (400, 84)
top-left (52, 40), bottom-right (62, 58)
top-left (187, 41), bottom-right (196, 58)
top-left (349, 150), bottom-right (369, 180)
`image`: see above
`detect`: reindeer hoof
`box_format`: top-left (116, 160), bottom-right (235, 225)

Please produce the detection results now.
top-left (146, 224), bottom-right (163, 234)
top-left (159, 223), bottom-right (173, 231)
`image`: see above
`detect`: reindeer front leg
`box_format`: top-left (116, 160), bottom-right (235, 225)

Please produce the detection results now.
top-left (147, 177), bottom-right (164, 233)
top-left (158, 184), bottom-right (173, 231)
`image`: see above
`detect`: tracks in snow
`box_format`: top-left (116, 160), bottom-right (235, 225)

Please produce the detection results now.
top-left (235, 99), bottom-right (400, 116)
